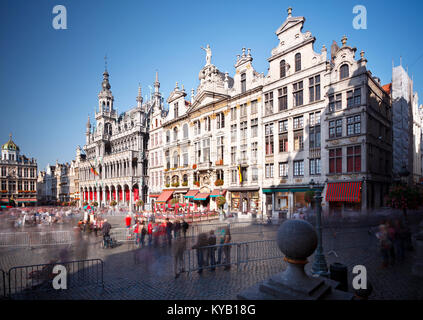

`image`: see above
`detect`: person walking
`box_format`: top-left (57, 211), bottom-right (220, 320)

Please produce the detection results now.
top-left (101, 219), bottom-right (112, 248)
top-left (174, 220), bottom-right (181, 239)
top-left (386, 220), bottom-right (396, 265)
top-left (147, 221), bottom-right (153, 246)
top-left (393, 219), bottom-right (406, 262)
top-left (192, 232), bottom-right (209, 274)
top-left (140, 222), bottom-right (147, 247)
top-left (166, 218), bottom-right (173, 246)
top-left (125, 214), bottom-right (132, 229)
top-left (376, 224), bottom-right (392, 268)
top-left (173, 236), bottom-right (187, 279)
top-left (216, 228), bottom-right (225, 265)
top-left (222, 227), bottom-right (232, 270)
top-left (182, 219), bottom-right (189, 239)
top-left (134, 221), bottom-right (141, 246)
top-left (208, 230), bottom-right (217, 271)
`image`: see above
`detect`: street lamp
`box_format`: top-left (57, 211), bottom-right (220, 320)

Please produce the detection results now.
top-left (309, 178), bottom-right (329, 277)
top-left (399, 164), bottom-right (410, 185)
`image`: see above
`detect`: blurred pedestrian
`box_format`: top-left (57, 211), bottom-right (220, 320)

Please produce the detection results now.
top-left (174, 220), bottom-right (181, 239)
top-left (166, 218), bottom-right (173, 246)
top-left (376, 224), bottom-right (392, 268)
top-left (223, 227), bottom-right (232, 270)
top-left (208, 230), bottom-right (217, 271)
top-left (393, 219), bottom-right (406, 261)
top-left (192, 232), bottom-right (208, 274)
top-left (147, 220), bottom-right (153, 246)
top-left (217, 228), bottom-right (225, 265)
top-left (173, 236), bottom-right (187, 278)
top-left (182, 219), bottom-right (189, 238)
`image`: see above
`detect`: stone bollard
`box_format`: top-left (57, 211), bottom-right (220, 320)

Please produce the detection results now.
top-left (237, 219), bottom-right (353, 300)
top-left (412, 228), bottom-right (423, 277)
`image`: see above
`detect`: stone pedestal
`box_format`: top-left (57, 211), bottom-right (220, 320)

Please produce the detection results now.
top-left (238, 220), bottom-right (353, 300)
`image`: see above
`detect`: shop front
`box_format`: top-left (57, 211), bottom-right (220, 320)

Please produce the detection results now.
top-left (325, 181), bottom-right (362, 216)
top-left (228, 187), bottom-right (260, 218)
top-left (263, 185), bottom-right (316, 220)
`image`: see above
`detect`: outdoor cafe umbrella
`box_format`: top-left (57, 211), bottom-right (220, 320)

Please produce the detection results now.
top-left (83, 205), bottom-right (92, 210)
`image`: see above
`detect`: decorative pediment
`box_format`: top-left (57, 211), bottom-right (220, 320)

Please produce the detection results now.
top-left (275, 17), bottom-right (305, 37)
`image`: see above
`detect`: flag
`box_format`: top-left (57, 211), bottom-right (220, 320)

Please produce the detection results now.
top-left (238, 165), bottom-right (243, 183)
top-left (88, 160), bottom-right (99, 176)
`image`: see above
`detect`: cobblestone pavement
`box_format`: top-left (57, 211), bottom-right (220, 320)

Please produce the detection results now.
top-left (1, 216), bottom-right (423, 300)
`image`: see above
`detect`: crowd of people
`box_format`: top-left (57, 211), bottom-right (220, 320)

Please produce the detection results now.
top-left (375, 218), bottom-right (412, 268)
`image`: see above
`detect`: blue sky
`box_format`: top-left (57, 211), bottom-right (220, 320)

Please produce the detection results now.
top-left (1, 0), bottom-right (422, 171)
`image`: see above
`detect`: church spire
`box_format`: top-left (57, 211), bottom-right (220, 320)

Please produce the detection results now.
top-left (137, 83), bottom-right (143, 108)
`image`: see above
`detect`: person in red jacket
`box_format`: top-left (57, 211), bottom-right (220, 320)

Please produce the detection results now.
top-left (147, 221), bottom-right (153, 246)
top-left (125, 214), bottom-right (132, 229)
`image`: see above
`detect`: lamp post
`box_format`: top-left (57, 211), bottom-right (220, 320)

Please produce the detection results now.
top-left (309, 179), bottom-right (329, 276)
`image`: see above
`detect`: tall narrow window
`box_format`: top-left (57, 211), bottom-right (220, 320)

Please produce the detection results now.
top-left (278, 120), bottom-right (288, 153)
top-left (278, 87), bottom-right (288, 111)
top-left (329, 148), bottom-right (342, 173)
top-left (340, 64), bottom-right (349, 80)
top-left (280, 60), bottom-right (286, 78)
top-left (251, 100), bottom-right (258, 114)
top-left (265, 123), bottom-right (274, 155)
top-left (293, 160), bottom-right (304, 176)
top-left (309, 75), bottom-right (321, 102)
top-left (174, 102), bottom-right (179, 118)
top-left (293, 81), bottom-right (303, 107)
top-left (347, 115), bottom-right (361, 136)
top-left (251, 118), bottom-right (258, 138)
top-left (241, 73), bottom-right (246, 93)
top-left (295, 53), bottom-right (301, 72)
top-left (265, 92), bottom-right (273, 115)
top-left (347, 146), bottom-right (361, 172)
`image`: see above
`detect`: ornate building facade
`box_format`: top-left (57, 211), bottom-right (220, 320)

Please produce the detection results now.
top-left (147, 7), bottom-right (395, 219)
top-left (37, 161), bottom-right (71, 204)
top-left (1, 134), bottom-right (38, 206)
top-left (78, 68), bottom-right (153, 210)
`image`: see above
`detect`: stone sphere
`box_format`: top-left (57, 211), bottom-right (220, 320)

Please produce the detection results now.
top-left (276, 219), bottom-right (318, 260)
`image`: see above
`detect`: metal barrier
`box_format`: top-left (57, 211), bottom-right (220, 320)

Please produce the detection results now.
top-left (8, 259), bottom-right (104, 299)
top-left (182, 239), bottom-right (285, 274)
top-left (0, 232), bottom-right (30, 247)
top-left (109, 228), bottom-right (136, 242)
top-left (188, 221), bottom-right (275, 238)
top-left (0, 231), bottom-right (74, 247)
top-left (0, 269), bottom-right (6, 299)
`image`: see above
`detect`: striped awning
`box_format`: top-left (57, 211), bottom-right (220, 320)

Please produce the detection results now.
top-left (210, 189), bottom-right (227, 198)
top-left (184, 190), bottom-right (199, 198)
top-left (193, 193), bottom-right (210, 201)
top-left (325, 182), bottom-right (362, 202)
top-left (156, 190), bottom-right (174, 203)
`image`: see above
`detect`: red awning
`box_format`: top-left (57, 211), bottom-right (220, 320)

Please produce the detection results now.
top-left (184, 190), bottom-right (199, 198)
top-left (156, 190), bottom-right (174, 202)
top-left (210, 189), bottom-right (227, 197)
top-left (193, 193), bottom-right (210, 201)
top-left (325, 182), bottom-right (362, 202)
top-left (149, 194), bottom-right (160, 198)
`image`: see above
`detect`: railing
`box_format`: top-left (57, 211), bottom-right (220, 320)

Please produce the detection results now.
top-left (7, 259), bottom-right (104, 299)
top-left (0, 269), bottom-right (6, 299)
top-left (0, 231), bottom-right (74, 247)
top-left (182, 240), bottom-right (285, 274)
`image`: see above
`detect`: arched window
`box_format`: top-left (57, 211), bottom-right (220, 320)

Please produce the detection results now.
top-left (173, 127), bottom-right (178, 141)
top-left (340, 64), bottom-right (349, 80)
top-left (166, 130), bottom-right (170, 143)
top-left (173, 151), bottom-right (179, 168)
top-left (183, 124), bottom-right (188, 139)
top-left (280, 60), bottom-right (286, 78)
top-left (295, 53), bottom-right (301, 72)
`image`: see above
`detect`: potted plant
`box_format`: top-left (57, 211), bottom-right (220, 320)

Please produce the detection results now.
top-left (172, 182), bottom-right (180, 187)
top-left (136, 199), bottom-right (144, 210)
top-left (304, 190), bottom-right (315, 206)
top-left (386, 184), bottom-right (422, 220)
top-left (215, 179), bottom-right (224, 186)
top-left (194, 181), bottom-right (200, 187)
top-left (215, 159), bottom-right (223, 166)
top-left (110, 200), bottom-right (117, 207)
top-left (92, 201), bottom-right (98, 207)
top-left (165, 183), bottom-right (170, 188)
top-left (192, 164), bottom-right (197, 170)
top-left (182, 181), bottom-right (188, 187)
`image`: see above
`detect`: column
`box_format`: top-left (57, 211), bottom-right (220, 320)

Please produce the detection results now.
top-left (288, 192), bottom-right (294, 219)
top-left (129, 187), bottom-right (133, 212)
top-left (97, 189), bottom-right (101, 206)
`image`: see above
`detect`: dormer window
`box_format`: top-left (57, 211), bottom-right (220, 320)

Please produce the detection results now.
top-left (241, 73), bottom-right (246, 93)
top-left (174, 102), bottom-right (179, 118)
top-left (280, 60), bottom-right (286, 78)
top-left (340, 64), bottom-right (349, 80)
top-left (295, 53), bottom-right (301, 72)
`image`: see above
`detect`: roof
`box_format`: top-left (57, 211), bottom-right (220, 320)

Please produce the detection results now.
top-left (382, 83), bottom-right (392, 95)
top-left (1, 135), bottom-right (19, 151)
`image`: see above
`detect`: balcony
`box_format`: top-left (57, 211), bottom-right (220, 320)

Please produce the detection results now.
top-left (215, 159), bottom-right (224, 166)
top-left (198, 162), bottom-right (212, 170)
top-left (309, 148), bottom-right (321, 158)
